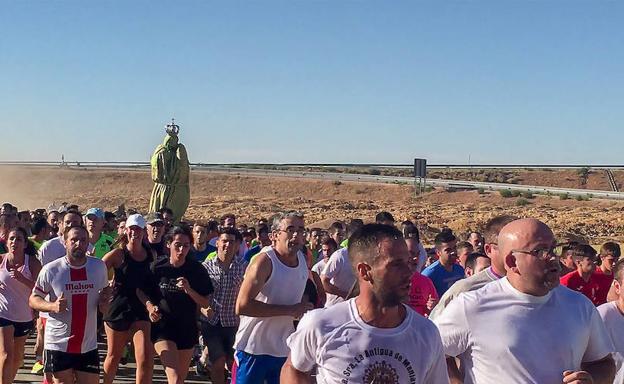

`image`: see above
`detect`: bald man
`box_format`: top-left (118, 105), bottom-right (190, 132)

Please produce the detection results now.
top-left (434, 218), bottom-right (615, 384)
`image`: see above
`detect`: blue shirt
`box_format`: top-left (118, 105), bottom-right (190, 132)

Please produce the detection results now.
top-left (421, 260), bottom-right (465, 297)
top-left (190, 244), bottom-right (217, 262)
top-left (244, 245), bottom-right (262, 263)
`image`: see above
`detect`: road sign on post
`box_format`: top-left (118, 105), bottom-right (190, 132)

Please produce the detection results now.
top-left (414, 158), bottom-right (427, 194)
top-left (414, 159), bottom-right (427, 178)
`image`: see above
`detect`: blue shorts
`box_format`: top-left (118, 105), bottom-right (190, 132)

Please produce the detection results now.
top-left (232, 350), bottom-right (286, 384)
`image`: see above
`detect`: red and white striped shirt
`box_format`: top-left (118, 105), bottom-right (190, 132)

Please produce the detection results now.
top-left (33, 256), bottom-right (108, 353)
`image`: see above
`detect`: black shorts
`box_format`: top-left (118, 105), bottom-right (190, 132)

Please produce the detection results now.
top-left (104, 305), bottom-right (150, 332)
top-left (152, 319), bottom-right (198, 350)
top-left (0, 317), bottom-right (34, 337)
top-left (200, 322), bottom-right (237, 363)
top-left (44, 349), bottom-right (100, 374)
top-left (105, 316), bottom-right (150, 332)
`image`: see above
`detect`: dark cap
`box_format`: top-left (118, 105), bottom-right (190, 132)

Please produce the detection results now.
top-left (145, 212), bottom-right (164, 225)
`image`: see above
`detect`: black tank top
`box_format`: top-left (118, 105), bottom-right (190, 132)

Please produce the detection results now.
top-left (103, 246), bottom-right (153, 323)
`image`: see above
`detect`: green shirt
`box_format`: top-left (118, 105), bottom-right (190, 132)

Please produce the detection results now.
top-left (29, 237), bottom-right (44, 252)
top-left (92, 233), bottom-right (115, 259)
top-left (104, 231), bottom-right (119, 241)
top-left (204, 250), bottom-right (218, 262)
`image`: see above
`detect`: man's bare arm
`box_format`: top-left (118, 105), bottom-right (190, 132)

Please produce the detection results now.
top-left (310, 270), bottom-right (326, 307)
top-left (30, 293), bottom-right (65, 313)
top-left (320, 275), bottom-right (348, 298)
top-left (235, 253), bottom-right (307, 318)
top-left (280, 356), bottom-right (313, 384)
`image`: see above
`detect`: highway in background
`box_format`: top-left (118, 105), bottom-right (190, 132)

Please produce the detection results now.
top-left (196, 166), bottom-right (624, 200)
top-left (2, 160), bottom-right (624, 169)
top-left (2, 161), bottom-right (624, 200)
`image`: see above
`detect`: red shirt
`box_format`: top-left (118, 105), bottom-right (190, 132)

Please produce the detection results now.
top-left (408, 272), bottom-right (438, 316)
top-left (560, 270), bottom-right (611, 306)
top-left (594, 268), bottom-right (615, 280)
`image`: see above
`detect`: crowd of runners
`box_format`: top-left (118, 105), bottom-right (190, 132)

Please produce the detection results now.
top-left (0, 200), bottom-right (623, 383)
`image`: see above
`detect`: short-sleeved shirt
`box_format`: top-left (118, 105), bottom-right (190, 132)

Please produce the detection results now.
top-left (39, 237), bottom-right (95, 266)
top-left (597, 301), bottom-right (624, 383)
top-left (421, 260), bottom-right (465, 297)
top-left (560, 270), bottom-right (611, 306)
top-left (202, 256), bottom-right (247, 327)
top-left (190, 244), bottom-right (217, 262)
top-left (321, 248), bottom-right (356, 308)
top-left (287, 299), bottom-right (450, 383)
top-left (29, 237), bottom-right (44, 252)
top-left (147, 240), bottom-right (166, 258)
top-left (144, 256), bottom-right (214, 329)
top-left (429, 267), bottom-right (500, 321)
top-left (243, 245), bottom-right (262, 263)
top-left (92, 233), bottom-right (115, 259)
top-left (408, 272), bottom-right (438, 316)
top-left (32, 256), bottom-right (108, 353)
top-left (434, 277), bottom-right (614, 384)
top-left (311, 258), bottom-right (327, 276)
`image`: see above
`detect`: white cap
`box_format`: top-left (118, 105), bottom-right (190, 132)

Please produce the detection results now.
top-left (125, 214), bottom-right (146, 229)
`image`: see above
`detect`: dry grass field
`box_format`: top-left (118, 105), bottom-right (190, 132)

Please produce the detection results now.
top-left (1, 166), bottom-right (623, 245)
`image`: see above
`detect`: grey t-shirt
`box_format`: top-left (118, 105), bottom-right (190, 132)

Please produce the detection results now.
top-left (429, 267), bottom-right (500, 321)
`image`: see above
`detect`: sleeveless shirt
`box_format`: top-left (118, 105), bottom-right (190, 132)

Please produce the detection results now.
top-left (233, 246), bottom-right (308, 357)
top-left (0, 254), bottom-right (35, 322)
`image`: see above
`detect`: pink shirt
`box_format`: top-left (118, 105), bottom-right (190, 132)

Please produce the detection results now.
top-left (0, 254), bottom-right (34, 322)
top-left (408, 272), bottom-right (438, 316)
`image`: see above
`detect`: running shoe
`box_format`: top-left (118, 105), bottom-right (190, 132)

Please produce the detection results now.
top-left (31, 359), bottom-right (44, 374)
top-left (195, 360), bottom-right (209, 377)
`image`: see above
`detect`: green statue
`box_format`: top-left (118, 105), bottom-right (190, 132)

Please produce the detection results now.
top-left (148, 119), bottom-right (190, 222)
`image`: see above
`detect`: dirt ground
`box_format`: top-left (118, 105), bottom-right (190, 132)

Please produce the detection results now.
top-left (2, 166), bottom-right (623, 245)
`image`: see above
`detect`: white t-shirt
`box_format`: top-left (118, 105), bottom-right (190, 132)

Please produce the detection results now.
top-left (321, 248), bottom-right (356, 307)
top-left (597, 301), bottom-right (624, 383)
top-left (416, 242), bottom-right (427, 272)
top-left (311, 258), bottom-right (327, 276)
top-left (429, 267), bottom-right (499, 321)
top-left (38, 236), bottom-right (95, 266)
top-left (32, 256), bottom-right (108, 353)
top-left (287, 298), bottom-right (449, 384)
top-left (37, 237), bottom-right (95, 320)
top-left (434, 277), bottom-right (613, 384)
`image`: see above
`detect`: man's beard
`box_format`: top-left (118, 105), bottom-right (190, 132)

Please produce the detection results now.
top-left (69, 250), bottom-right (86, 260)
top-left (375, 286), bottom-right (405, 307)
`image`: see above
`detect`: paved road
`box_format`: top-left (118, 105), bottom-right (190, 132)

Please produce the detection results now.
top-left (15, 336), bottom-right (211, 384)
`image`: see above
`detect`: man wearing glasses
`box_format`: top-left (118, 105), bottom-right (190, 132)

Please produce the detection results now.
top-left (434, 218), bottom-right (615, 384)
top-left (233, 211), bottom-right (312, 384)
top-left (145, 212), bottom-right (166, 256)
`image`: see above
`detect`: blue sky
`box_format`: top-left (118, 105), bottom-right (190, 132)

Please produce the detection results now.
top-left (2, 1), bottom-right (623, 164)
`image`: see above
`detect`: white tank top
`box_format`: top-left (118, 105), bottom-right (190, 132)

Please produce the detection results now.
top-left (0, 254), bottom-right (34, 322)
top-left (234, 246), bottom-right (309, 357)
